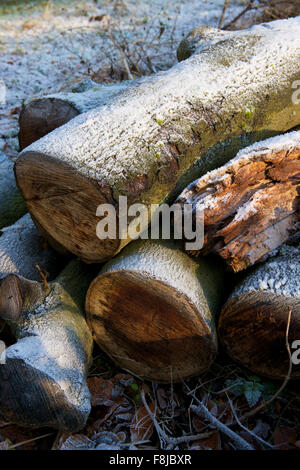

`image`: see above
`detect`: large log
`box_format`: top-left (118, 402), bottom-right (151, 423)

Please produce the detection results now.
top-left (85, 239), bottom-right (226, 383)
top-left (0, 153), bottom-right (26, 229)
top-left (18, 79), bottom-right (135, 150)
top-left (218, 245), bottom-right (300, 380)
top-left (15, 18), bottom-right (300, 263)
top-left (0, 259), bottom-right (95, 431)
top-left (175, 131), bottom-right (300, 272)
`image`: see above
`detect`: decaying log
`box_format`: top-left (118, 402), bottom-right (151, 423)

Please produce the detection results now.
top-left (0, 153), bottom-right (26, 229)
top-left (0, 213), bottom-right (63, 287)
top-left (218, 245), bottom-right (300, 380)
top-left (175, 131), bottom-right (300, 272)
top-left (15, 18), bottom-right (300, 263)
top-left (18, 79), bottom-right (135, 149)
top-left (85, 239), bottom-right (226, 383)
top-left (0, 259), bottom-right (95, 431)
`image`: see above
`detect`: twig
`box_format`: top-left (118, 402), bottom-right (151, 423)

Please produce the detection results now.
top-left (141, 390), bottom-right (213, 450)
top-left (107, 28), bottom-right (134, 80)
top-left (218, 0), bottom-right (230, 29)
top-left (242, 308), bottom-right (293, 421)
top-left (8, 432), bottom-right (54, 450)
top-left (223, 1), bottom-right (256, 30)
top-left (226, 393), bottom-right (274, 449)
top-left (35, 264), bottom-right (49, 290)
top-left (182, 381), bottom-right (254, 450)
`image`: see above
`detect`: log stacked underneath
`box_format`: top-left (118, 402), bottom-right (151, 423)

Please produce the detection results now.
top-left (175, 131), bottom-right (300, 272)
top-left (219, 246), bottom-right (300, 379)
top-left (86, 239), bottom-right (226, 383)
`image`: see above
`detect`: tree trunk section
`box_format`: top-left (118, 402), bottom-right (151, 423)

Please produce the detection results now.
top-left (18, 79), bottom-right (135, 150)
top-left (218, 246), bottom-right (300, 380)
top-left (86, 239), bottom-right (226, 383)
top-left (0, 259), bottom-right (96, 431)
top-left (0, 153), bottom-right (26, 229)
top-left (15, 18), bottom-right (300, 263)
top-left (175, 131), bottom-right (300, 272)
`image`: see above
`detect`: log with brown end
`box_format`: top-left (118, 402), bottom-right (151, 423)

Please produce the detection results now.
top-left (218, 246), bottom-right (300, 380)
top-left (18, 79), bottom-right (135, 150)
top-left (0, 259), bottom-right (96, 431)
top-left (85, 239), bottom-right (226, 383)
top-left (175, 131), bottom-right (300, 272)
top-left (14, 18), bottom-right (300, 263)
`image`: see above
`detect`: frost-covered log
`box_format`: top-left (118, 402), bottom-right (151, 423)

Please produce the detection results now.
top-left (15, 18), bottom-right (300, 263)
top-left (0, 259), bottom-right (95, 431)
top-left (0, 213), bottom-right (62, 287)
top-left (85, 239), bottom-right (226, 383)
top-left (19, 79), bottom-right (135, 149)
top-left (219, 246), bottom-right (300, 380)
top-left (0, 153), bottom-right (26, 229)
top-left (175, 131), bottom-right (300, 272)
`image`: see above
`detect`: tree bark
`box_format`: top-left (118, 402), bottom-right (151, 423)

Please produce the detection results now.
top-left (0, 153), bottom-right (26, 229)
top-left (85, 239), bottom-right (226, 383)
top-left (218, 245), bottom-right (300, 380)
top-left (0, 259), bottom-right (96, 431)
top-left (0, 213), bottom-right (63, 284)
top-left (15, 18), bottom-right (300, 263)
top-left (18, 79), bottom-right (135, 150)
top-left (175, 131), bottom-right (300, 272)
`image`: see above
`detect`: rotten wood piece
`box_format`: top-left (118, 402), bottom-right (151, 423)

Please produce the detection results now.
top-left (86, 239), bottom-right (226, 383)
top-left (14, 18), bottom-right (300, 263)
top-left (175, 131), bottom-right (300, 272)
top-left (218, 245), bottom-right (300, 380)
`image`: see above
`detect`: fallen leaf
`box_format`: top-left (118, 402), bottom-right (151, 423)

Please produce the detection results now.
top-left (131, 403), bottom-right (155, 443)
top-left (274, 426), bottom-right (298, 450)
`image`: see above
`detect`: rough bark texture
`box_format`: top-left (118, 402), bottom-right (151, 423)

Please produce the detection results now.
top-left (18, 79), bottom-right (135, 150)
top-left (86, 239), bottom-right (226, 383)
top-left (0, 260), bottom-right (96, 431)
top-left (219, 246), bottom-right (300, 380)
top-left (15, 18), bottom-right (300, 263)
top-left (0, 153), bottom-right (26, 229)
top-left (175, 131), bottom-right (300, 272)
top-left (0, 213), bottom-right (63, 283)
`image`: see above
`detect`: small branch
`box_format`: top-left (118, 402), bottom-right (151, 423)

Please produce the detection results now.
top-left (107, 28), bottom-right (134, 80)
top-left (141, 390), bottom-right (213, 450)
top-left (218, 0), bottom-right (230, 29)
top-left (181, 381), bottom-right (254, 450)
top-left (223, 1), bottom-right (255, 30)
top-left (226, 393), bottom-right (274, 449)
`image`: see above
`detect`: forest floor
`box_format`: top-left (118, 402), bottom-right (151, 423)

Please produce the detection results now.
top-left (0, 0), bottom-right (300, 451)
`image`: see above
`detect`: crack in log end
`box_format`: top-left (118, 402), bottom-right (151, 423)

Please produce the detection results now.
top-left (176, 140), bottom-right (300, 271)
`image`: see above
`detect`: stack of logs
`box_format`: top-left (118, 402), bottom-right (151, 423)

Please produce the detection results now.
top-left (0, 17), bottom-right (299, 432)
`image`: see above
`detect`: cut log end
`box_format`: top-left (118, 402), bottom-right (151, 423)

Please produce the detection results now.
top-left (219, 291), bottom-right (300, 380)
top-left (18, 98), bottom-right (79, 150)
top-left (86, 270), bottom-right (217, 383)
top-left (0, 356), bottom-right (88, 431)
top-left (177, 142), bottom-right (300, 272)
top-left (15, 151), bottom-right (120, 263)
top-left (0, 275), bottom-right (26, 322)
